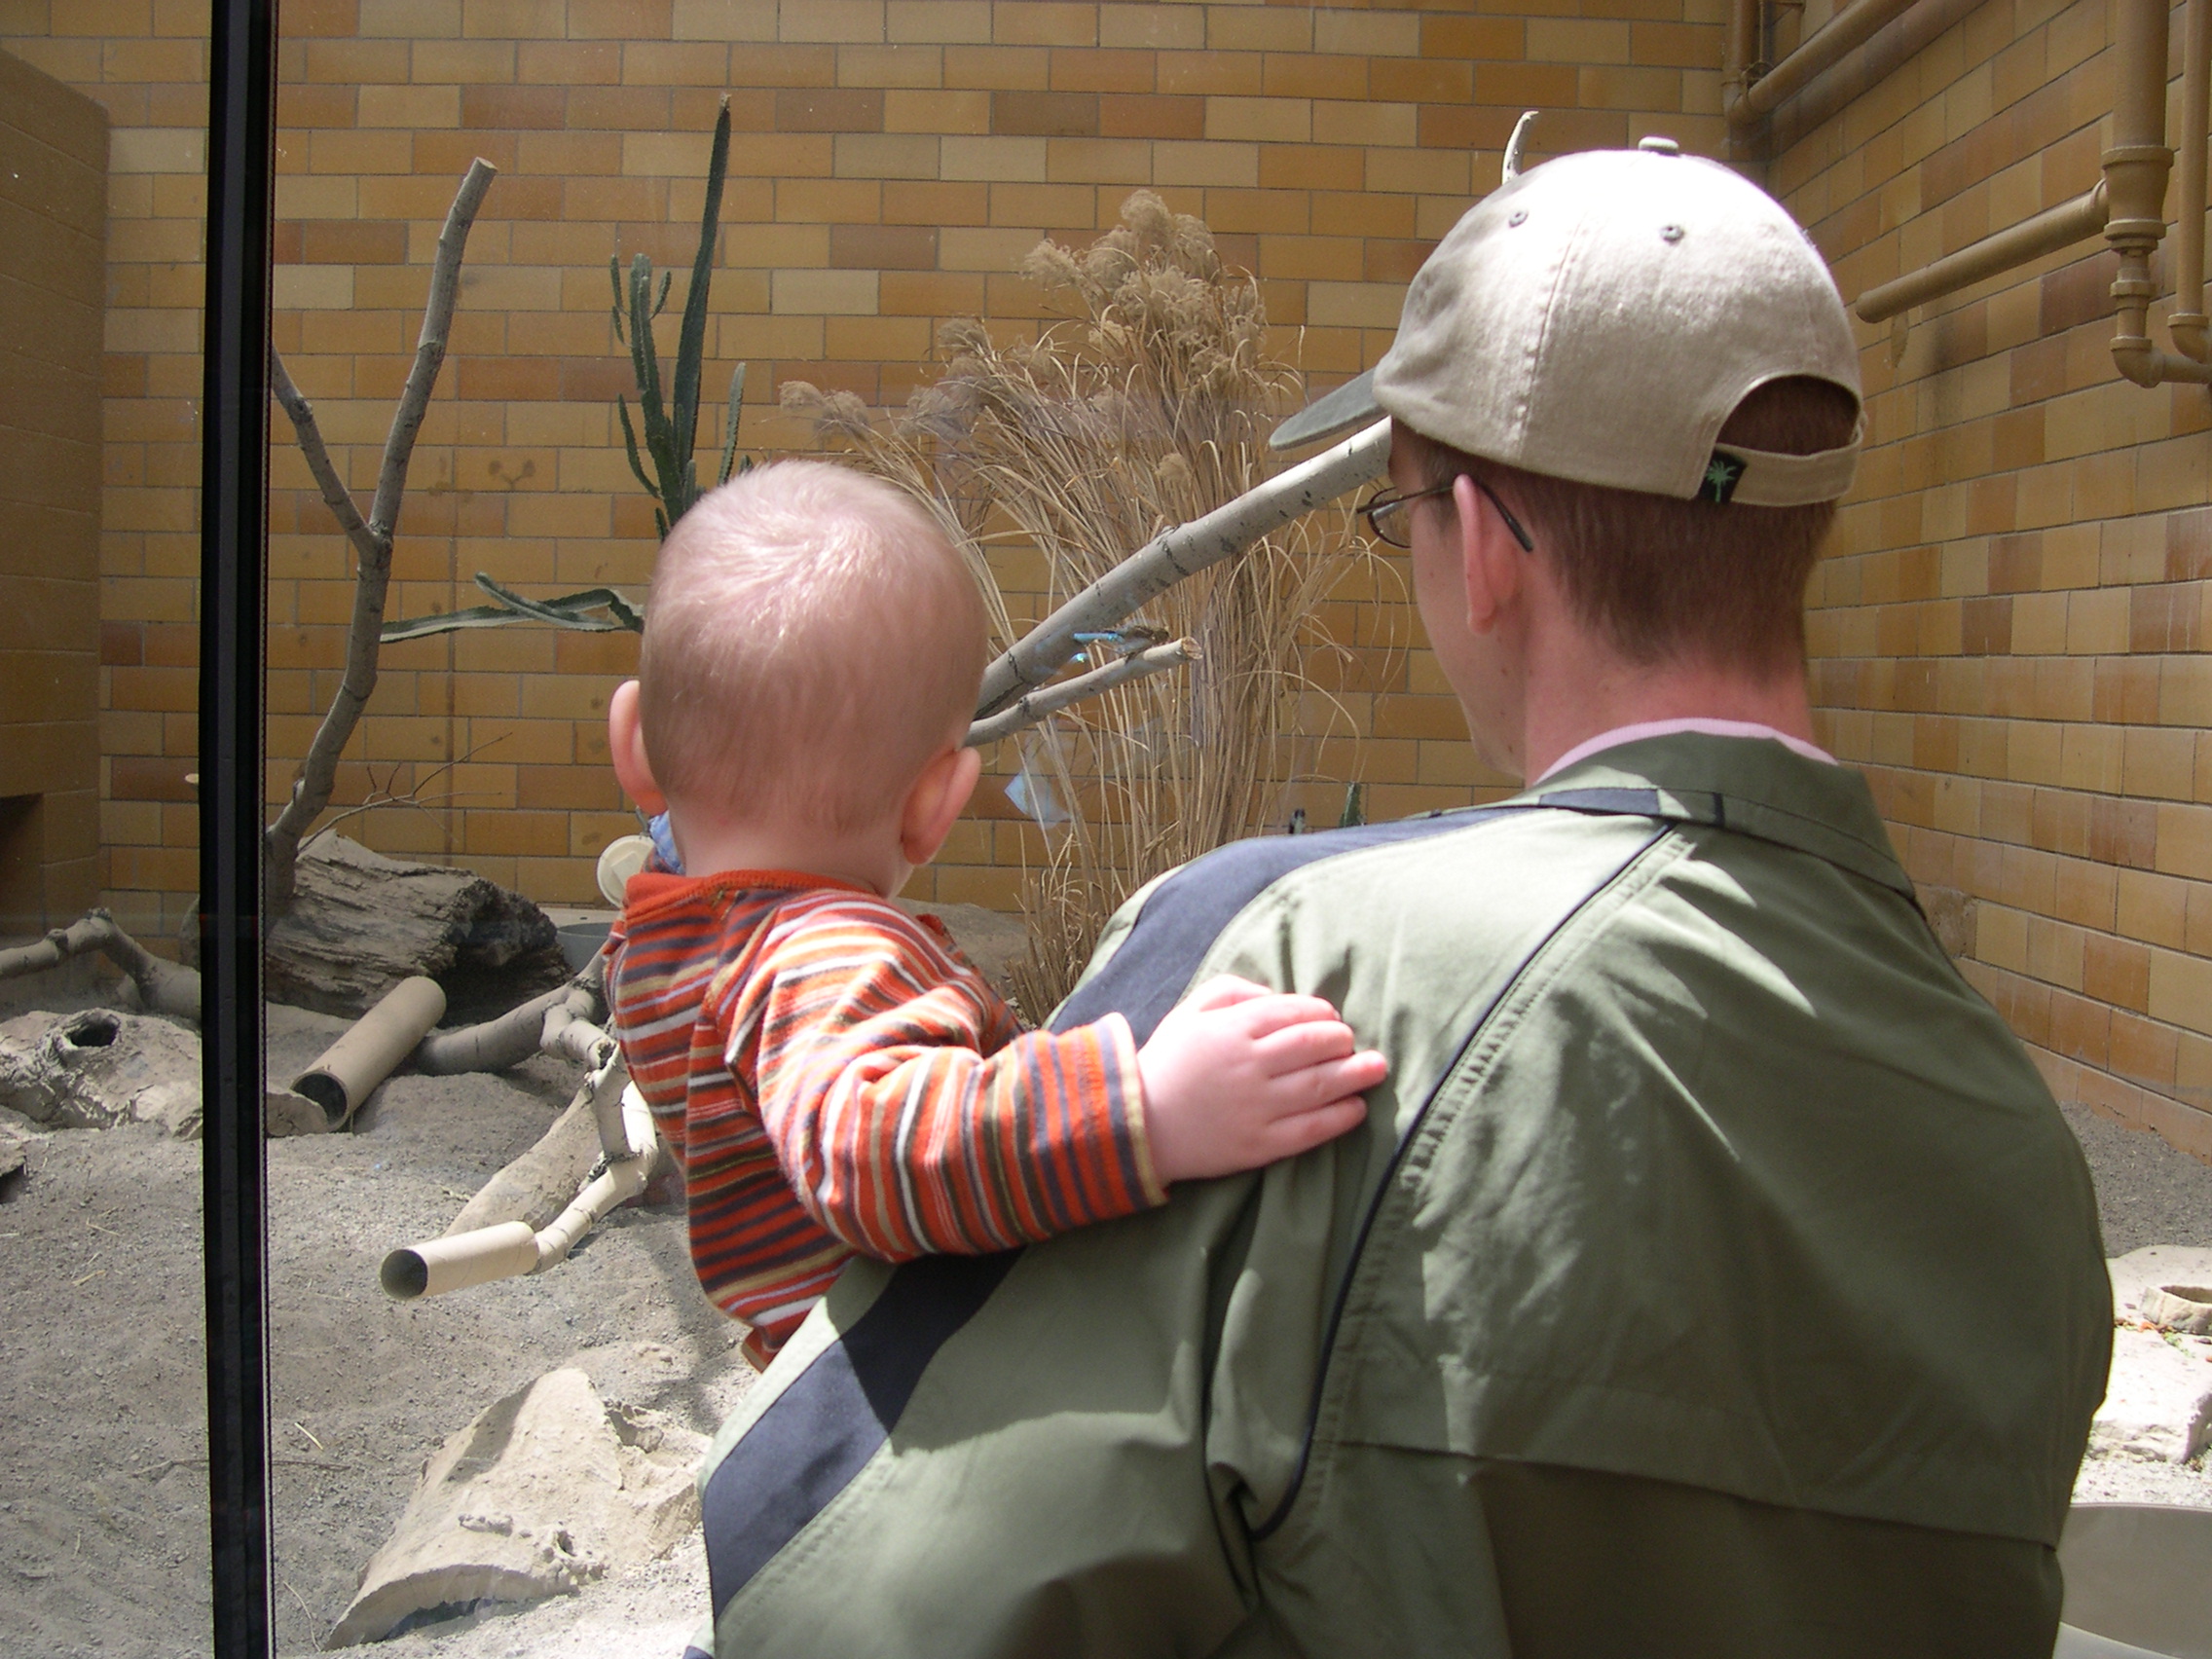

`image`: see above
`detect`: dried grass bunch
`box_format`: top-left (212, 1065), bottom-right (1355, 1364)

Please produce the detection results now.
top-left (786, 190), bottom-right (1375, 1013)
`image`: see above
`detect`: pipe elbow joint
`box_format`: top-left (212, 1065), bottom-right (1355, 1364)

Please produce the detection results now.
top-left (2113, 334), bottom-right (2166, 387)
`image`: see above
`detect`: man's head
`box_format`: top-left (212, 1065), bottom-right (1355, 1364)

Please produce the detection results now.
top-left (1309, 145), bottom-right (1862, 719)
top-left (624, 460), bottom-right (986, 834)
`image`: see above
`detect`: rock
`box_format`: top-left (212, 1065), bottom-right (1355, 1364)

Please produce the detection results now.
top-left (324, 1368), bottom-right (704, 1648)
top-left (262, 835), bottom-right (570, 1023)
top-left (2090, 1326), bottom-right (2212, 1464)
top-left (2142, 1284), bottom-right (2212, 1336)
top-left (0, 1010), bottom-right (203, 1137)
top-left (0, 1117), bottom-right (29, 1195)
top-left (2108, 1246), bottom-right (2212, 1321)
top-left (264, 1089), bottom-right (329, 1139)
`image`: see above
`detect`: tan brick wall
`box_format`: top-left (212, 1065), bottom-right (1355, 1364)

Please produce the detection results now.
top-left (12, 0), bottom-right (2211, 1152)
top-left (1780, 0), bottom-right (2212, 1152)
top-left (0, 0), bottom-right (1725, 927)
top-left (0, 47), bottom-right (108, 938)
top-left (0, 0), bottom-right (207, 945)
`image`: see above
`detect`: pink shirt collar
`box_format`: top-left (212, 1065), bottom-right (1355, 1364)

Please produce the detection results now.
top-left (1535, 718), bottom-right (1836, 783)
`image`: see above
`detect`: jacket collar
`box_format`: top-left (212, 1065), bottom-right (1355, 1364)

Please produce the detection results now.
top-left (1514, 732), bottom-right (1914, 900)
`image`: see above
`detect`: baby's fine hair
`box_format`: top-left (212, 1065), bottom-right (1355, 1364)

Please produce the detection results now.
top-left (639, 461), bottom-right (986, 831)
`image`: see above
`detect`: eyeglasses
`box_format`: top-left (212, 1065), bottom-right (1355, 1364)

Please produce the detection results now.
top-left (1359, 477), bottom-right (1534, 553)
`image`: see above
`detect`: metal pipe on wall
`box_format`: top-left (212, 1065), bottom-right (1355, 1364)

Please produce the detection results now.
top-left (2169, 0), bottom-right (2212, 360)
top-left (1725, 0), bottom-right (1764, 122)
top-left (1855, 182), bottom-right (2109, 321)
top-left (1766, 0), bottom-right (1993, 156)
top-left (1727, 0), bottom-right (1924, 127)
top-left (2108, 0), bottom-right (2212, 384)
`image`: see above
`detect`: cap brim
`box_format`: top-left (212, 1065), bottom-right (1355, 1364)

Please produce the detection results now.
top-left (1269, 368), bottom-right (1382, 452)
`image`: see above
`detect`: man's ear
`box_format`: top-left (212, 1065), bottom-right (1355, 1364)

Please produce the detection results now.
top-left (1453, 473), bottom-right (1524, 636)
top-left (900, 741), bottom-right (983, 867)
top-left (608, 680), bottom-right (667, 814)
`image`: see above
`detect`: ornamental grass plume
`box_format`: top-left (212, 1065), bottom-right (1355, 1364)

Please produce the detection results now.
top-left (784, 190), bottom-right (1381, 1013)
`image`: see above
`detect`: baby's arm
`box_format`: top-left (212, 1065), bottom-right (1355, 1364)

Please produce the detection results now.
top-left (750, 908), bottom-right (1385, 1261)
top-left (749, 905), bottom-right (1160, 1259)
top-left (1136, 975), bottom-right (1386, 1184)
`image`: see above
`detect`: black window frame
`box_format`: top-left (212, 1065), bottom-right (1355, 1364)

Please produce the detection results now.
top-left (201, 1), bottom-right (276, 1652)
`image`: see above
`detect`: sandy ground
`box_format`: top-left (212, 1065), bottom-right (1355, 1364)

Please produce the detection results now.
top-left (0, 1014), bottom-right (2206, 1658)
top-left (0, 1004), bottom-right (753, 1659)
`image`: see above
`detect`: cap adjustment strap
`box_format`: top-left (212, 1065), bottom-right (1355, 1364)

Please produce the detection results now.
top-left (1704, 432), bottom-right (1860, 507)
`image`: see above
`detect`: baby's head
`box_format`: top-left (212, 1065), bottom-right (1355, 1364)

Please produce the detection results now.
top-left (634, 461), bottom-right (985, 839)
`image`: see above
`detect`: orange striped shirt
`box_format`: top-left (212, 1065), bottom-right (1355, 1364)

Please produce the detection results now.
top-left (608, 867), bottom-right (1162, 1365)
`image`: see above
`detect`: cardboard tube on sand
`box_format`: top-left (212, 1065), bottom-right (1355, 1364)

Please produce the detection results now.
top-left (380, 1221), bottom-right (538, 1300)
top-left (291, 976), bottom-right (447, 1128)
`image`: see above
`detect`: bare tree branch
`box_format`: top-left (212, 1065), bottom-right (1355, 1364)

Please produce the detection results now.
top-left (268, 350), bottom-right (377, 568)
top-left (965, 638), bottom-right (1198, 748)
top-left (0, 910), bottom-right (201, 1021)
top-left (370, 159), bottom-right (498, 542)
top-left (973, 419), bottom-right (1390, 719)
top-left (264, 158), bottom-right (498, 905)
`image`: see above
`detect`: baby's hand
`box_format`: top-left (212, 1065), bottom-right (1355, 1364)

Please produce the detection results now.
top-left (1137, 976), bottom-right (1387, 1185)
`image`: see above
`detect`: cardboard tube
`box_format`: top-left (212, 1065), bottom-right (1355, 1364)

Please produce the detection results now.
top-left (291, 976), bottom-right (447, 1128)
top-left (379, 1086), bottom-right (658, 1299)
top-left (381, 1221), bottom-right (537, 1300)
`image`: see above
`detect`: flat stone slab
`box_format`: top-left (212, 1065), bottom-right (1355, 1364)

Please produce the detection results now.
top-left (326, 1367), bottom-right (703, 1647)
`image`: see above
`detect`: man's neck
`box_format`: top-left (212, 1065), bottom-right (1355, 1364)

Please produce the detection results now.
top-left (1516, 629), bottom-right (1816, 784)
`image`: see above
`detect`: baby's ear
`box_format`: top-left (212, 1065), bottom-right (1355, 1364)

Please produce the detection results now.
top-left (608, 681), bottom-right (667, 813)
top-left (900, 742), bottom-right (982, 867)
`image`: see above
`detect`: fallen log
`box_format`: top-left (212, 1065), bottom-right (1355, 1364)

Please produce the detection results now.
top-left (261, 835), bottom-right (568, 1021)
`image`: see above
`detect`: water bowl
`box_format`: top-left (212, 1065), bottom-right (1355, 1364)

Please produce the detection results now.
top-left (557, 920), bottom-right (611, 974)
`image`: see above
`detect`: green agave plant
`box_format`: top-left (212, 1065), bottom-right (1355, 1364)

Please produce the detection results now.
top-left (613, 95), bottom-right (749, 540)
top-left (383, 100), bottom-right (746, 645)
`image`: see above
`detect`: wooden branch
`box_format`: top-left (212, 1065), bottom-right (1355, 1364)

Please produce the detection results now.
top-left (264, 158), bottom-right (498, 903)
top-left (269, 350), bottom-right (378, 567)
top-left (370, 158), bottom-right (497, 541)
top-left (973, 419), bottom-right (1390, 719)
top-left (0, 909), bottom-right (202, 1022)
top-left (965, 638), bottom-right (1198, 748)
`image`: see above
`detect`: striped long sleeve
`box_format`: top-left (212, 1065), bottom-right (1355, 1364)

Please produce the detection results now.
top-left (735, 902), bottom-right (1161, 1260)
top-left (609, 869), bottom-right (1164, 1365)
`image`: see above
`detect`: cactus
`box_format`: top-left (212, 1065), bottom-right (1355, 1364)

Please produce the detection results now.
top-left (612, 95), bottom-right (749, 540)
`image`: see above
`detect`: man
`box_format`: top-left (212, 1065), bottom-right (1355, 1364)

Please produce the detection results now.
top-left (682, 145), bottom-right (2111, 1658)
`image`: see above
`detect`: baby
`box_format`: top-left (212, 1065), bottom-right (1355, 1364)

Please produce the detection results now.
top-left (606, 460), bottom-right (1384, 1367)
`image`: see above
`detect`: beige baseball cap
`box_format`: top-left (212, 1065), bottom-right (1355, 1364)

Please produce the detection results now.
top-left (1273, 141), bottom-right (1862, 507)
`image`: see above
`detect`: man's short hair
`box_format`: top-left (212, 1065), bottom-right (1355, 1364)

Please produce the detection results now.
top-left (639, 461), bottom-right (985, 831)
top-left (1415, 375), bottom-right (1859, 674)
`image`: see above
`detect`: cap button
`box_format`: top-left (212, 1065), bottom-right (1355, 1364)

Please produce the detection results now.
top-left (1638, 135), bottom-right (1680, 155)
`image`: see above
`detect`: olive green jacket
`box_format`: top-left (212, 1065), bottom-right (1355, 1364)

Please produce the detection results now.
top-left (684, 735), bottom-right (2111, 1658)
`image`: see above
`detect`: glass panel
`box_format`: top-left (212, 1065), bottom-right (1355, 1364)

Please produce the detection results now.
top-left (244, 6), bottom-right (1414, 1650)
top-left (0, 17), bottom-right (212, 1657)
